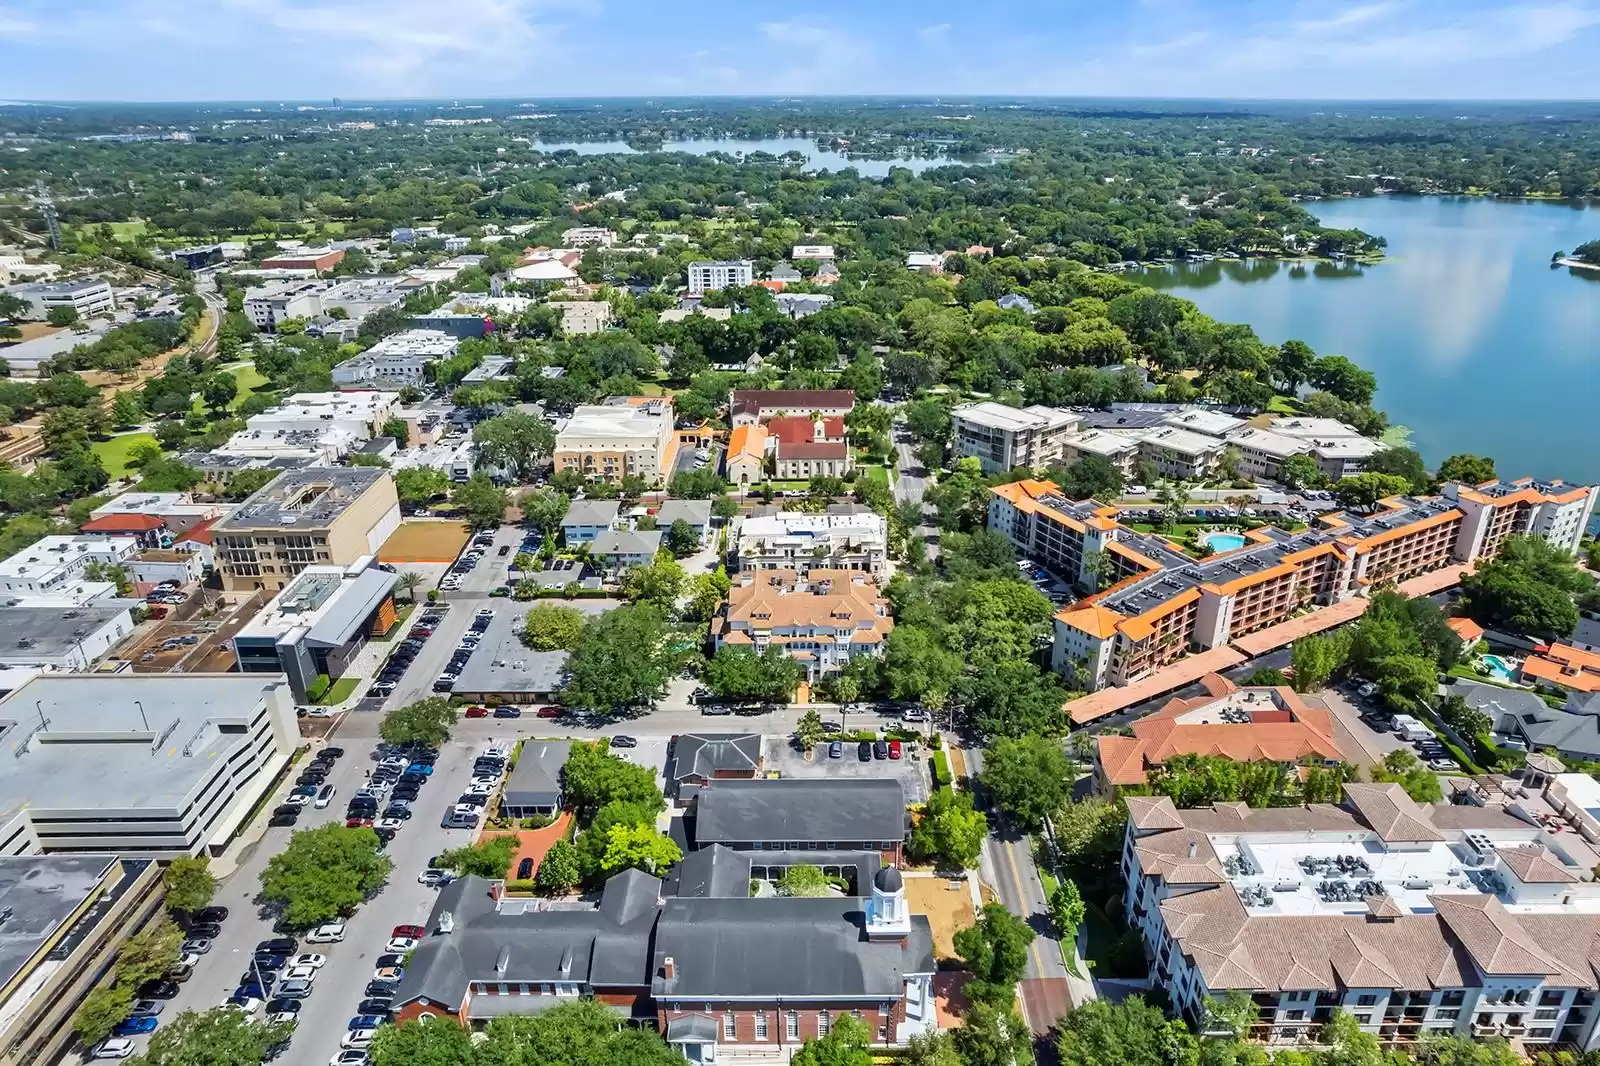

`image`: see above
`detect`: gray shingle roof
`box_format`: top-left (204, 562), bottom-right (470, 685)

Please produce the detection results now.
top-left (656, 500), bottom-right (712, 527)
top-left (668, 733), bottom-right (762, 783)
top-left (591, 529), bottom-right (662, 558)
top-left (694, 779), bottom-right (906, 845)
top-left (672, 845), bottom-right (751, 898)
top-left (501, 740), bottom-right (571, 809)
top-left (563, 500), bottom-right (620, 529)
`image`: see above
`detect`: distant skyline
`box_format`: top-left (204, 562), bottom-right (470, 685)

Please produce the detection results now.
top-left (1, 0), bottom-right (1599, 102)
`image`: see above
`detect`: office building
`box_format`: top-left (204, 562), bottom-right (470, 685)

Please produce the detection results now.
top-left (411, 310), bottom-right (489, 339)
top-left (243, 281), bottom-right (324, 331)
top-left (564, 227), bottom-right (617, 247)
top-left (792, 244), bottom-right (836, 261)
top-left (1123, 782), bottom-right (1600, 1048)
top-left (259, 247), bottom-right (345, 272)
top-left (212, 467), bottom-right (401, 592)
top-left (0, 599), bottom-right (140, 675)
top-left (0, 535), bottom-right (140, 598)
top-left (243, 390), bottom-right (398, 438)
top-left (713, 569), bottom-right (892, 681)
top-left (2, 278), bottom-right (115, 321)
top-left (687, 260), bottom-right (754, 294)
top-left (232, 562), bottom-right (400, 701)
top-left (331, 329), bottom-right (459, 388)
top-left (553, 398), bottom-right (677, 486)
top-left (738, 510), bottom-right (889, 578)
top-left (0, 673), bottom-right (299, 858)
top-left (952, 402), bottom-right (1083, 474)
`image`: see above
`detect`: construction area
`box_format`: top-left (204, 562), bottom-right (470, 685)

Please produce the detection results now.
top-left (112, 593), bottom-right (262, 674)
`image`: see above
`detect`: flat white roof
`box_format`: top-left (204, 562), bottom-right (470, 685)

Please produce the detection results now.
top-left (1226, 427), bottom-right (1311, 459)
top-left (955, 402), bottom-right (1079, 434)
top-left (1163, 409), bottom-right (1247, 436)
top-left (557, 402), bottom-right (671, 441)
top-left (1065, 430), bottom-right (1140, 457)
top-left (1269, 416), bottom-right (1366, 440)
top-left (0, 537), bottom-right (137, 581)
top-left (1127, 425), bottom-right (1226, 457)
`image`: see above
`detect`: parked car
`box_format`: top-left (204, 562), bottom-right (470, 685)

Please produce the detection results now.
top-left (138, 979), bottom-right (181, 1000)
top-left (128, 999), bottom-right (165, 1019)
top-left (535, 706), bottom-right (561, 719)
top-left (357, 998), bottom-right (394, 1016)
top-left (493, 706), bottom-right (522, 718)
top-left (873, 740), bottom-right (889, 760)
top-left (112, 1017), bottom-right (159, 1037)
top-left (275, 979), bottom-right (314, 999)
top-left (418, 869), bottom-right (454, 887)
top-left (828, 740), bottom-right (843, 759)
top-left (610, 735), bottom-right (638, 748)
top-left (888, 740), bottom-right (902, 760)
top-left (330, 1051), bottom-right (369, 1066)
top-left (181, 938), bottom-right (211, 955)
top-left (464, 705), bottom-right (489, 718)
top-left (92, 1038), bottom-right (136, 1059)
top-left (858, 740), bottom-right (872, 762)
top-left (365, 980), bottom-right (399, 998)
top-left (391, 923), bottom-right (425, 939)
top-left (187, 922), bottom-right (222, 940)
top-left (258, 938), bottom-right (298, 956)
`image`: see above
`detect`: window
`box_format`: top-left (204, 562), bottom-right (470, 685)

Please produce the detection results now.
top-left (723, 1012), bottom-right (735, 1040)
top-left (1286, 1010), bottom-right (1305, 1021)
top-left (1530, 1029), bottom-right (1554, 1039)
top-left (817, 1011), bottom-right (830, 1036)
top-left (1540, 991), bottom-right (1565, 1006)
top-left (754, 1012), bottom-right (768, 1040)
top-left (787, 1012), bottom-right (799, 1039)
top-left (1356, 994), bottom-right (1378, 1007)
top-left (1352, 1015), bottom-right (1371, 1025)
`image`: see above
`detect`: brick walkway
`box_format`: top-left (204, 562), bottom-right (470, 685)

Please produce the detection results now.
top-left (482, 810), bottom-right (572, 881)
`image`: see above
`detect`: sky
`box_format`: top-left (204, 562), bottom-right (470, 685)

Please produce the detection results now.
top-left (1, 0), bottom-right (1599, 102)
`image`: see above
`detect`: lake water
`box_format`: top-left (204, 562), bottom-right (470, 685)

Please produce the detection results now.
top-left (530, 137), bottom-right (969, 177)
top-left (1136, 196), bottom-right (1600, 483)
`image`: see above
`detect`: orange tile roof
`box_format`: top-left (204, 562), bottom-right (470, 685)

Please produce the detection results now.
top-left (1055, 604), bottom-right (1124, 640)
top-left (1096, 735), bottom-right (1149, 786)
top-left (716, 569), bottom-right (893, 644)
top-left (80, 513), bottom-right (166, 533)
top-left (1067, 646), bottom-right (1249, 724)
top-left (1522, 644), bottom-right (1600, 693)
top-left (726, 423), bottom-right (768, 461)
top-left (1446, 616), bottom-right (1485, 643)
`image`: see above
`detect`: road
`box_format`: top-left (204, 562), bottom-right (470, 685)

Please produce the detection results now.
top-left (891, 423), bottom-right (941, 561)
top-left (964, 745), bottom-right (1074, 1040)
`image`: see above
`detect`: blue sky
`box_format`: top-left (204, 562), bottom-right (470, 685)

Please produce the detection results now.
top-left (2, 0), bottom-right (1598, 101)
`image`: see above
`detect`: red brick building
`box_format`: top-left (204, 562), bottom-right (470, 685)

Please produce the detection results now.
top-left (259, 247), bottom-right (345, 272)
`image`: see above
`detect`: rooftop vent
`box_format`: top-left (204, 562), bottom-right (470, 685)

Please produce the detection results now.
top-left (495, 945), bottom-right (510, 974)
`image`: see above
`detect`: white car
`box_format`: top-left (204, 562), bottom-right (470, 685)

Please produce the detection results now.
top-left (282, 963), bottom-right (319, 982)
top-left (306, 922), bottom-right (346, 944)
top-left (330, 1053), bottom-right (369, 1066)
top-left (283, 793), bottom-right (312, 807)
top-left (269, 1010), bottom-right (299, 1026)
top-left (386, 936), bottom-right (420, 953)
top-left (177, 951), bottom-right (202, 969)
top-left (92, 1038), bottom-right (136, 1059)
top-left (303, 706), bottom-right (338, 718)
top-left (469, 776), bottom-right (499, 788)
top-left (341, 1029), bottom-right (375, 1050)
top-left (375, 817), bottom-right (406, 831)
top-left (462, 784), bottom-right (492, 797)
top-left (222, 996), bottom-right (263, 1014)
top-left (315, 786), bottom-right (336, 809)
top-left (378, 757), bottom-right (410, 771)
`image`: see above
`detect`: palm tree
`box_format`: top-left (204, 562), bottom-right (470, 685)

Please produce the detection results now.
top-left (396, 571), bottom-right (425, 603)
top-left (1157, 478), bottom-right (1192, 533)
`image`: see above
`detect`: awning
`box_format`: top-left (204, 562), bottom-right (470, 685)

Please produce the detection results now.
top-left (666, 1015), bottom-right (720, 1043)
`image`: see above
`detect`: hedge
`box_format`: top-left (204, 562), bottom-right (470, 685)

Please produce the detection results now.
top-left (503, 879), bottom-right (537, 895)
top-left (931, 751), bottom-right (953, 791)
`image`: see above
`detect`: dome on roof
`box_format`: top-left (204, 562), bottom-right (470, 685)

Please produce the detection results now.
top-left (874, 865), bottom-right (903, 893)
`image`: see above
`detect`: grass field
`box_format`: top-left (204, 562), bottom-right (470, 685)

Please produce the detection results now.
top-left (858, 465), bottom-right (891, 490)
top-left (191, 363), bottom-right (271, 415)
top-left (314, 677), bottom-right (361, 706)
top-left (93, 431), bottom-right (158, 478)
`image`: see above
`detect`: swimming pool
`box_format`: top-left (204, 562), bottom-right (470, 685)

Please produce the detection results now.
top-left (1481, 654), bottom-right (1518, 683)
top-left (1201, 531), bottom-right (1248, 553)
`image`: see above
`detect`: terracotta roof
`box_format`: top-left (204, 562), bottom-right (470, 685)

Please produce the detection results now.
top-left (1366, 892), bottom-right (1405, 919)
top-left (716, 569), bottom-right (892, 644)
top-left (726, 424), bottom-right (768, 461)
top-left (1446, 616), bottom-right (1485, 643)
top-left (1430, 894), bottom-right (1573, 978)
top-left (1495, 845), bottom-right (1579, 884)
top-left (1096, 735), bottom-right (1148, 786)
top-left (777, 441), bottom-right (849, 461)
top-left (766, 415), bottom-right (845, 445)
top-left (1124, 795), bottom-right (1185, 831)
top-left (731, 389), bottom-right (854, 418)
top-left (1055, 604), bottom-right (1123, 640)
top-left (80, 513), bottom-right (166, 532)
top-left (1342, 783), bottom-right (1445, 842)
top-left (1522, 644), bottom-right (1600, 693)
top-left (176, 516), bottom-right (218, 545)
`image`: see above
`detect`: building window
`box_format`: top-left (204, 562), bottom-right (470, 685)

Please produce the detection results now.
top-left (1356, 994), bottom-right (1378, 1007)
top-left (787, 1012), bottom-right (799, 1039)
top-left (817, 1011), bottom-right (830, 1036)
top-left (723, 1012), bottom-right (735, 1039)
top-left (754, 1012), bottom-right (768, 1040)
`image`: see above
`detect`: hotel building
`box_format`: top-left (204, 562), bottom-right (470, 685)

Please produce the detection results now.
top-left (553, 397), bottom-right (677, 486)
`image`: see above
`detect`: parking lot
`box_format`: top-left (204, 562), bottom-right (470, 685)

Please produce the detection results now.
top-left (765, 734), bottom-right (930, 804)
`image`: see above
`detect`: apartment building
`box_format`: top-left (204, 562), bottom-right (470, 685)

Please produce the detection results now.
top-left (0, 673), bottom-right (299, 858)
top-left (211, 467), bottom-right (401, 592)
top-left (1264, 417), bottom-right (1386, 479)
top-left (951, 402), bottom-right (1083, 474)
top-left (737, 510), bottom-right (889, 578)
top-left (687, 260), bottom-right (755, 294)
top-left (1444, 478), bottom-right (1599, 558)
top-left (1122, 784), bottom-right (1600, 1049)
top-left (3, 278), bottom-right (115, 320)
top-left (553, 397), bottom-right (677, 486)
top-left (565, 226), bottom-right (618, 247)
top-left (988, 478), bottom-right (1519, 691)
top-left (0, 535), bottom-right (140, 598)
top-left (1057, 429), bottom-right (1141, 477)
top-left (1129, 425), bottom-right (1228, 480)
top-left (331, 329), bottom-right (459, 388)
top-left (1225, 427), bottom-right (1313, 480)
top-left (1094, 673), bottom-right (1346, 793)
top-left (560, 300), bottom-right (614, 335)
top-left (713, 569), bottom-right (893, 681)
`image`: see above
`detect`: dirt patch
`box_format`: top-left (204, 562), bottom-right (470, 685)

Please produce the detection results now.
top-left (933, 972), bottom-right (974, 1029)
top-left (5, 322), bottom-right (63, 343)
top-left (379, 520), bottom-right (472, 564)
top-left (905, 874), bottom-right (976, 959)
top-left (947, 746), bottom-right (967, 780)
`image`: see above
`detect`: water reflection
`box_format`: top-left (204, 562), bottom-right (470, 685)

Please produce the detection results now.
top-left (528, 137), bottom-right (970, 177)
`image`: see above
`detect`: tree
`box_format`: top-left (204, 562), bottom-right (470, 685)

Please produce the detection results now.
top-left (47, 304), bottom-right (80, 327)
top-left (1373, 749), bottom-right (1443, 802)
top-left (955, 1001), bottom-right (1035, 1066)
top-left (1366, 446), bottom-right (1429, 493)
top-left (909, 788), bottom-right (987, 869)
top-left (1052, 453), bottom-right (1124, 500)
top-left (882, 626), bottom-right (961, 708)
top-left (201, 371), bottom-right (239, 411)
top-left (477, 1000), bottom-right (683, 1066)
top-left (1273, 339), bottom-right (1318, 393)
top-left (618, 554), bottom-right (685, 611)
top-left (522, 603), bottom-right (585, 650)
top-left (369, 1016), bottom-right (476, 1066)
top-left (1334, 472), bottom-right (1413, 511)
top-left (792, 1013), bottom-right (873, 1066)
top-left (779, 863), bottom-right (831, 897)
top-left (1291, 631), bottom-right (1350, 692)
top-left (379, 696), bottom-right (455, 747)
top-left (1461, 534), bottom-right (1587, 640)
top-left (796, 709), bottom-right (827, 752)
top-left (686, 566), bottom-right (732, 622)
top-left (1056, 997), bottom-right (1195, 1066)
top-left (1436, 453), bottom-right (1495, 485)
top-left (74, 982), bottom-right (135, 1046)
top-left (664, 518), bottom-right (699, 557)
top-left (1309, 354), bottom-right (1377, 404)
top-left (706, 645), bottom-right (801, 704)
top-left (954, 903), bottom-right (1036, 1008)
top-left (125, 1005), bottom-right (294, 1066)
top-left (712, 495), bottom-right (739, 521)
top-left (562, 606), bottom-right (675, 715)
top-left (981, 735), bottom-right (1073, 831)
top-left (259, 824), bottom-right (392, 928)
top-left (116, 920), bottom-right (183, 985)
top-left (394, 466), bottom-right (451, 506)
top-left (1049, 879), bottom-right (1086, 941)
top-left (438, 835), bottom-right (518, 879)
top-left (473, 410), bottom-right (556, 480)
top-left (1277, 453), bottom-right (1327, 491)
top-left (561, 741), bottom-right (666, 819)
top-left (111, 390), bottom-right (144, 428)
top-left (454, 473), bottom-right (509, 527)
top-left (600, 822), bottom-right (682, 875)
top-left (163, 855), bottom-right (217, 914)
top-left (396, 570), bottom-right (426, 602)
top-left (520, 486), bottom-right (570, 534)
top-left (959, 660), bottom-right (1067, 739)
top-left (536, 838), bottom-right (582, 893)
top-left (381, 416), bottom-right (410, 447)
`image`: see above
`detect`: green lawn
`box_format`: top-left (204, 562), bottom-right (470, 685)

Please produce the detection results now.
top-left (859, 464), bottom-right (891, 490)
top-left (93, 432), bottom-right (158, 478)
top-left (314, 676), bottom-right (361, 706)
top-left (191, 363), bottom-right (271, 415)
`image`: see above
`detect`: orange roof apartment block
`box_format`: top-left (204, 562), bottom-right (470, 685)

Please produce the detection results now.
top-left (1094, 673), bottom-right (1346, 791)
top-left (1522, 644), bottom-right (1600, 695)
top-left (713, 569), bottom-right (892, 681)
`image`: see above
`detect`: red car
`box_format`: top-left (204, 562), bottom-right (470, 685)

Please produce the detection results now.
top-left (888, 740), bottom-right (902, 760)
top-left (535, 706), bottom-right (561, 719)
top-left (392, 924), bottom-right (425, 940)
top-left (464, 706), bottom-right (489, 719)
top-left (346, 817), bottom-right (373, 828)
top-left (413, 627), bottom-right (433, 637)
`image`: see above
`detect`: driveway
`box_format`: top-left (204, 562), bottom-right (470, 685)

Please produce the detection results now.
top-left (765, 735), bottom-right (929, 804)
top-left (1318, 685), bottom-right (1408, 769)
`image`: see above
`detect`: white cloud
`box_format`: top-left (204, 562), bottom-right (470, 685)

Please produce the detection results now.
top-left (918, 22), bottom-right (951, 42)
top-left (758, 19), bottom-right (872, 91)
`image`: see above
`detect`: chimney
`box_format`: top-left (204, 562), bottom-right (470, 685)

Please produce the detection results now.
top-left (1187, 839), bottom-right (1197, 859)
top-left (663, 956), bottom-right (677, 980)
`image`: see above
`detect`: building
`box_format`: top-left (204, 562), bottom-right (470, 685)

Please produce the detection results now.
top-left (89, 492), bottom-right (226, 535)
top-left (713, 569), bottom-right (893, 680)
top-left (0, 599), bottom-right (139, 675)
top-left (244, 390), bottom-right (398, 438)
top-left (737, 510), bottom-right (888, 578)
top-left (658, 306), bottom-right (733, 325)
top-left (211, 467), bottom-right (401, 592)
top-left (792, 244), bottom-right (836, 261)
top-left (554, 398), bottom-right (677, 486)
top-left (560, 301), bottom-right (614, 335)
top-left (0, 535), bottom-right (139, 598)
top-left (449, 610), bottom-right (570, 704)
top-left (0, 673), bottom-right (298, 858)
top-left (665, 733), bottom-right (763, 795)
top-left (591, 529), bottom-right (663, 570)
top-left (1520, 645), bottom-right (1600, 698)
top-left (320, 276), bottom-right (408, 321)
top-left (511, 259), bottom-right (579, 284)
top-left (0, 855), bottom-right (167, 1066)
top-left (243, 281), bottom-right (323, 331)
top-left (774, 293), bottom-right (834, 319)
top-left (731, 389), bottom-right (854, 426)
top-left (767, 263), bottom-right (803, 284)
top-left (985, 478), bottom-right (1530, 692)
top-left (693, 779), bottom-right (908, 862)
top-left (1121, 784), bottom-right (1600, 1048)
top-left (1127, 425), bottom-right (1227, 480)
top-left (998, 293), bottom-right (1036, 314)
top-left (443, 236), bottom-right (472, 253)
top-left (500, 740), bottom-right (571, 818)
top-left (655, 500), bottom-right (713, 547)
top-left (1464, 680), bottom-right (1600, 762)
top-left (231, 562), bottom-right (400, 702)
top-left (565, 227), bottom-right (617, 247)
top-left (1094, 673), bottom-right (1347, 793)
top-left (952, 402), bottom-right (1083, 474)
top-left (1057, 429), bottom-right (1141, 477)
top-left (411, 311), bottom-right (489, 339)
top-left (768, 415), bottom-right (852, 480)
top-left (259, 247), bottom-right (345, 272)
top-left (561, 500), bottom-right (622, 545)
top-left (331, 329), bottom-right (459, 388)
top-left (2, 278), bottom-right (115, 320)
top-left (1224, 427), bottom-right (1313, 480)
top-left (905, 252), bottom-right (945, 274)
top-left (78, 512), bottom-right (172, 549)
top-left (726, 424), bottom-right (769, 490)
top-left (687, 260), bottom-right (754, 294)
top-left (1443, 478), bottom-right (1599, 558)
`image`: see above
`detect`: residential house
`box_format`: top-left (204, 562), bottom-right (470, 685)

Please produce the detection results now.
top-left (500, 740), bottom-right (571, 818)
top-left (655, 500), bottom-right (713, 547)
top-left (561, 500), bottom-right (621, 545)
top-left (591, 529), bottom-right (663, 570)
top-left (665, 733), bottom-right (762, 796)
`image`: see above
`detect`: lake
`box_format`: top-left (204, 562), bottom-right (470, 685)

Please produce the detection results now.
top-left (530, 137), bottom-right (969, 177)
top-left (1136, 196), bottom-right (1600, 483)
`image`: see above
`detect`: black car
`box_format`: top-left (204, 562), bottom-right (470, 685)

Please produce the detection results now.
top-left (321, 747), bottom-right (345, 760)
top-left (138, 979), bottom-right (181, 999)
top-left (296, 771), bottom-right (326, 787)
top-left (358, 998), bottom-right (395, 1016)
top-left (873, 740), bottom-right (889, 760)
top-left (493, 707), bottom-right (521, 718)
top-left (264, 998), bottom-right (302, 1015)
top-left (272, 804), bottom-right (302, 818)
top-left (374, 826), bottom-right (397, 843)
top-left (258, 938), bottom-right (298, 956)
top-left (391, 785), bottom-right (421, 801)
top-left (268, 813), bottom-right (298, 828)
top-left (858, 740), bottom-right (872, 762)
top-left (382, 806), bottom-right (413, 820)
top-left (193, 906), bottom-right (229, 925)
top-left (187, 922), bottom-right (222, 940)
top-left (366, 980), bottom-right (399, 998)
top-left (252, 952), bottom-right (287, 969)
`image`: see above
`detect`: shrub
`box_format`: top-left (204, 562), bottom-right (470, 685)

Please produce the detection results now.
top-left (931, 751), bottom-right (953, 790)
top-left (503, 879), bottom-right (537, 895)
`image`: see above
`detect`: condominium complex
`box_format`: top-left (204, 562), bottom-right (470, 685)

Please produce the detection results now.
top-left (687, 260), bottom-right (754, 294)
top-left (952, 402), bottom-right (1083, 474)
top-left (1123, 777), bottom-right (1600, 1049)
top-left (331, 329), bottom-right (459, 388)
top-left (987, 475), bottom-right (1597, 692)
top-left (737, 510), bottom-right (889, 577)
top-left (0, 674), bottom-right (299, 858)
top-left (212, 467), bottom-right (401, 591)
top-left (553, 397), bottom-right (677, 486)
top-left (713, 569), bottom-right (893, 681)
